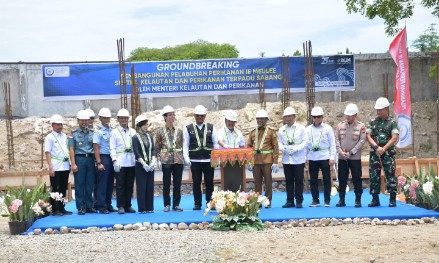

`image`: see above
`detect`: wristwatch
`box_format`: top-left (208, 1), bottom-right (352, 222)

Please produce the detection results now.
top-left (96, 162), bottom-right (102, 165)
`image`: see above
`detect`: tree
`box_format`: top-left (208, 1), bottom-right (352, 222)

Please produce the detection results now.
top-left (293, 50), bottom-right (302, 56)
top-left (412, 23), bottom-right (439, 52)
top-left (344, 0), bottom-right (439, 36)
top-left (127, 39), bottom-right (239, 61)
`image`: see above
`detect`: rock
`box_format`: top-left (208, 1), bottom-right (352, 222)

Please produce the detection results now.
top-left (422, 217), bottom-right (431, 223)
top-left (81, 229), bottom-right (88, 233)
top-left (178, 222), bottom-right (188, 230)
top-left (152, 223), bottom-right (159, 230)
top-left (370, 257), bottom-right (376, 263)
top-left (60, 227), bottom-right (69, 234)
top-left (169, 223), bottom-right (177, 230)
top-left (143, 222), bottom-right (151, 229)
top-left (71, 229), bottom-right (82, 234)
top-left (113, 224), bottom-right (124, 231)
top-left (34, 229), bottom-right (41, 235)
top-left (159, 223), bottom-right (169, 230)
top-left (133, 223), bottom-right (143, 230)
top-left (100, 227), bottom-right (108, 232)
top-left (123, 224), bottom-right (133, 231)
top-left (353, 218), bottom-right (361, 224)
top-left (44, 228), bottom-right (53, 235)
top-left (189, 223), bottom-right (198, 230)
top-left (343, 218), bottom-right (352, 224)
top-left (52, 229), bottom-right (59, 234)
top-left (139, 227), bottom-right (147, 231)
top-left (87, 227), bottom-right (99, 233)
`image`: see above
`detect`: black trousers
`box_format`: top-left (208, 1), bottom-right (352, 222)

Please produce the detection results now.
top-left (135, 163), bottom-right (154, 212)
top-left (191, 162), bottom-right (214, 206)
top-left (338, 159), bottom-right (363, 197)
top-left (309, 159), bottom-right (331, 203)
top-left (50, 170), bottom-right (70, 212)
top-left (162, 163), bottom-right (183, 207)
top-left (115, 166), bottom-right (135, 208)
top-left (283, 163), bottom-right (305, 204)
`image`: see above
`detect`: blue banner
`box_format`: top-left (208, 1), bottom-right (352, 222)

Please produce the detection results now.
top-left (42, 55), bottom-right (354, 101)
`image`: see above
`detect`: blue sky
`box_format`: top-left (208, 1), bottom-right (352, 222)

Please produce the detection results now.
top-left (0, 0), bottom-right (436, 62)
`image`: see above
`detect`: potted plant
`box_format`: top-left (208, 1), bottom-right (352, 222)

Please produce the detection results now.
top-left (0, 184), bottom-right (52, 235)
top-left (204, 190), bottom-right (270, 231)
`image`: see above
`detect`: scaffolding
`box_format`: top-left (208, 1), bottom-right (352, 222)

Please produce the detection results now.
top-left (3, 82), bottom-right (15, 169)
top-left (117, 38), bottom-right (128, 110)
top-left (303, 41), bottom-right (315, 125)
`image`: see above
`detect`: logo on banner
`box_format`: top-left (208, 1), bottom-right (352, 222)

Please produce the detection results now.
top-left (397, 114), bottom-right (412, 147)
top-left (44, 66), bottom-right (70, 77)
top-left (321, 57), bottom-right (334, 64)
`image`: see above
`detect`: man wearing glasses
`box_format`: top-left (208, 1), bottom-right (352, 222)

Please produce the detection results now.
top-left (306, 106), bottom-right (336, 207)
top-left (183, 105), bottom-right (218, 210)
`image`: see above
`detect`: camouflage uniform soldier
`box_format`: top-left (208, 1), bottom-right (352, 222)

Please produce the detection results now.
top-left (366, 97), bottom-right (399, 207)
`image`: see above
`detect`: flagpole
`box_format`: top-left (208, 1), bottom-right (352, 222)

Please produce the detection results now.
top-left (404, 24), bottom-right (415, 157)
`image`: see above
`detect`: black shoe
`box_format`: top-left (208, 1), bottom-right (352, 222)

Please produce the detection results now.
top-left (99, 209), bottom-right (110, 214)
top-left (61, 210), bottom-right (73, 215)
top-left (389, 200), bottom-right (397, 207)
top-left (118, 207), bottom-right (125, 214)
top-left (265, 205), bottom-right (271, 209)
top-left (125, 207), bottom-right (136, 213)
top-left (86, 208), bottom-right (97, 213)
top-left (336, 200), bottom-right (346, 207)
top-left (52, 211), bottom-right (63, 216)
top-left (164, 205), bottom-right (170, 212)
top-left (368, 196), bottom-right (381, 207)
top-left (173, 206), bottom-right (183, 212)
top-left (108, 206), bottom-right (117, 212)
top-left (309, 200), bottom-right (320, 207)
top-left (324, 201), bottom-right (330, 207)
top-left (282, 202), bottom-right (295, 208)
top-left (193, 205), bottom-right (202, 210)
top-left (296, 203), bottom-right (303, 208)
top-left (78, 209), bottom-right (86, 215)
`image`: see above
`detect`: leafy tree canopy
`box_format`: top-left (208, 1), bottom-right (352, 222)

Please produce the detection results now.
top-left (412, 23), bottom-right (439, 51)
top-left (127, 39), bottom-right (239, 61)
top-left (344, 0), bottom-right (439, 35)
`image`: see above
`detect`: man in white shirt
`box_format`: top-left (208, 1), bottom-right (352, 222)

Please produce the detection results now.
top-left (110, 108), bottom-right (137, 214)
top-left (278, 107), bottom-right (308, 209)
top-left (183, 105), bottom-right (219, 210)
top-left (306, 106), bottom-right (336, 207)
top-left (44, 114), bottom-right (71, 216)
top-left (217, 110), bottom-right (245, 149)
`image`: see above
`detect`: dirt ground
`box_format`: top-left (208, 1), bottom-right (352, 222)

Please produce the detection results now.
top-left (0, 100), bottom-right (436, 171)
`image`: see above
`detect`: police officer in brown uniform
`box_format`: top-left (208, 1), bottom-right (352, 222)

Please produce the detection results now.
top-left (247, 109), bottom-right (279, 207)
top-left (334, 103), bottom-right (366, 207)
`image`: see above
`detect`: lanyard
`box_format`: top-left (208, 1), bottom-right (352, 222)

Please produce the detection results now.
top-left (139, 133), bottom-right (152, 164)
top-left (284, 124), bottom-right (296, 145)
top-left (163, 126), bottom-right (178, 150)
top-left (224, 127), bottom-right (238, 148)
top-left (311, 125), bottom-right (324, 149)
top-left (117, 126), bottom-right (132, 150)
top-left (255, 126), bottom-right (269, 151)
top-left (193, 123), bottom-right (207, 148)
top-left (51, 133), bottom-right (69, 160)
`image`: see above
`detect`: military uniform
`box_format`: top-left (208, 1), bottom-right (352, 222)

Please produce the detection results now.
top-left (93, 124), bottom-right (114, 212)
top-left (247, 125), bottom-right (279, 202)
top-left (335, 120), bottom-right (366, 205)
top-left (366, 116), bottom-right (399, 195)
top-left (68, 128), bottom-right (95, 212)
top-left (156, 126), bottom-right (184, 210)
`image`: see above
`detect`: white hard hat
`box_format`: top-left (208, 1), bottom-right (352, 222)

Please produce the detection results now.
top-left (117, 108), bottom-right (130, 117)
top-left (255, 109), bottom-right (269, 118)
top-left (283, 107), bottom-right (296, 116)
top-left (225, 110), bottom-right (238, 122)
top-left (50, 114), bottom-right (64, 124)
top-left (162, 105), bottom-right (175, 116)
top-left (77, 110), bottom-right (90, 120)
top-left (85, 108), bottom-right (95, 118)
top-left (374, 97), bottom-right (390, 109)
top-left (310, 106), bottom-right (324, 116)
top-left (344, 103), bottom-right (359, 116)
top-left (194, 105), bottom-right (207, 115)
top-left (98, 107), bottom-right (111, 118)
top-left (135, 115), bottom-right (148, 126)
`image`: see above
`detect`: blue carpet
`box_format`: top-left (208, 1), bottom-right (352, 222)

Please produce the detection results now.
top-left (27, 190), bottom-right (438, 233)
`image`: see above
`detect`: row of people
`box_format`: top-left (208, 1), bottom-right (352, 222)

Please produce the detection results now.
top-left (44, 97), bottom-right (398, 215)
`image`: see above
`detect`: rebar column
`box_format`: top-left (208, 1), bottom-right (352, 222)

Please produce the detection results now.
top-left (117, 38), bottom-right (128, 110)
top-left (130, 65), bottom-right (141, 128)
top-left (303, 41), bottom-right (315, 125)
top-left (3, 82), bottom-right (15, 169)
top-left (281, 56), bottom-right (291, 109)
